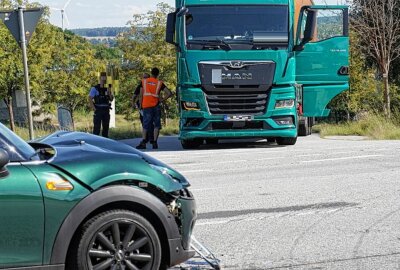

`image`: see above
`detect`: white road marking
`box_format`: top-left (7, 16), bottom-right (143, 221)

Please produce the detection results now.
top-left (170, 162), bottom-right (207, 167)
top-left (191, 187), bottom-right (222, 192)
top-left (301, 154), bottom-right (385, 163)
top-left (179, 169), bottom-right (212, 173)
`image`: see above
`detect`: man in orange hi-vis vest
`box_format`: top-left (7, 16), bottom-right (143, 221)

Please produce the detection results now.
top-left (136, 67), bottom-right (172, 149)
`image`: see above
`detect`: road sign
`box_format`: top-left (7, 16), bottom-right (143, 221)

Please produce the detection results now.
top-left (0, 7), bottom-right (44, 139)
top-left (0, 8), bottom-right (43, 47)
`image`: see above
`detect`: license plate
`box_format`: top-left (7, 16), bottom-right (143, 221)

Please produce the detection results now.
top-left (211, 69), bottom-right (222, 84)
top-left (224, 115), bottom-right (254, 121)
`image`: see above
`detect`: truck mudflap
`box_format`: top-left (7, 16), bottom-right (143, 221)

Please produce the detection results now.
top-left (174, 235), bottom-right (221, 270)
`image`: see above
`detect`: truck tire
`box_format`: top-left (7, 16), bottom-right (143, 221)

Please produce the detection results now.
top-left (181, 139), bottom-right (202, 149)
top-left (298, 117), bottom-right (310, 136)
top-left (205, 138), bottom-right (218, 145)
top-left (276, 137), bottom-right (297, 145)
top-left (307, 117), bottom-right (313, 135)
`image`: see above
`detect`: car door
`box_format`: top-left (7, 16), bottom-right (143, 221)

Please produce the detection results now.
top-left (295, 6), bottom-right (349, 117)
top-left (0, 141), bottom-right (44, 268)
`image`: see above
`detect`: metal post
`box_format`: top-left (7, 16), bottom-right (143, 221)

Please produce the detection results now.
top-left (18, 7), bottom-right (34, 140)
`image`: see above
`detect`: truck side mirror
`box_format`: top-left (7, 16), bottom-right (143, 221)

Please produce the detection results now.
top-left (166, 12), bottom-right (177, 44)
top-left (294, 9), bottom-right (317, 51)
top-left (0, 149), bottom-right (10, 178)
top-left (303, 9), bottom-right (317, 43)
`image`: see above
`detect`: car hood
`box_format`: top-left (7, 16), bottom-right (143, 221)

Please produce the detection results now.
top-left (32, 131), bottom-right (189, 192)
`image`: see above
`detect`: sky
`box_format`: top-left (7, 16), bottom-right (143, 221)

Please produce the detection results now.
top-left (36, 0), bottom-right (342, 29)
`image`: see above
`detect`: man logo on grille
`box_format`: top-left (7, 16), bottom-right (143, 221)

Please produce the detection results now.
top-left (229, 61), bottom-right (244, 69)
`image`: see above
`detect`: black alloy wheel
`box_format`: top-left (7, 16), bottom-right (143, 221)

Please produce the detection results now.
top-left (76, 210), bottom-right (161, 270)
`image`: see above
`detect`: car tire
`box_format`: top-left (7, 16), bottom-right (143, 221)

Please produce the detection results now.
top-left (276, 137), bottom-right (297, 145)
top-left (74, 210), bottom-right (162, 270)
top-left (181, 139), bottom-right (202, 149)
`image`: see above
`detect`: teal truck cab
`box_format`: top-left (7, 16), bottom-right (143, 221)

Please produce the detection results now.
top-left (166, 0), bottom-right (349, 148)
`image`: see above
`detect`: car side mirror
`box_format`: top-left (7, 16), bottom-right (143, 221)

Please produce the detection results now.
top-left (0, 149), bottom-right (10, 178)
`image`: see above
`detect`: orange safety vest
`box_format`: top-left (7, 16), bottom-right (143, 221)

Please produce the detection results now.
top-left (141, 78), bottom-right (163, 109)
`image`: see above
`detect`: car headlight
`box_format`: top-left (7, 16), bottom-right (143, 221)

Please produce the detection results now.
top-left (149, 164), bottom-right (180, 183)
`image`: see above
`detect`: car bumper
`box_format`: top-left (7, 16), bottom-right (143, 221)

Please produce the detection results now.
top-left (168, 195), bottom-right (197, 266)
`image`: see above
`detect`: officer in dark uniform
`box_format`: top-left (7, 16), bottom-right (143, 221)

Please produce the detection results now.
top-left (88, 72), bottom-right (114, 137)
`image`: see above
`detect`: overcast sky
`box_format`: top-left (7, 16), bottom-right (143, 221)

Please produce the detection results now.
top-left (37, 0), bottom-right (343, 29)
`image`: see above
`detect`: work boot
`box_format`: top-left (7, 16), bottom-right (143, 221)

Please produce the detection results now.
top-left (136, 140), bottom-right (147, 149)
top-left (151, 141), bottom-right (158, 149)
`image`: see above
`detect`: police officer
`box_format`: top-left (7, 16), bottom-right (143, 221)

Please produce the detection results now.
top-left (88, 72), bottom-right (114, 138)
top-left (136, 68), bottom-right (172, 149)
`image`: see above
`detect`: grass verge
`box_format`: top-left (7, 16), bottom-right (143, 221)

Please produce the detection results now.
top-left (314, 114), bottom-right (400, 140)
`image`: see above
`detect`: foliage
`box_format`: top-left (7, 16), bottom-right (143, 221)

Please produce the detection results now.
top-left (117, 3), bottom-right (178, 121)
top-left (328, 32), bottom-right (381, 121)
top-left (71, 27), bottom-right (129, 38)
top-left (351, 0), bottom-right (400, 117)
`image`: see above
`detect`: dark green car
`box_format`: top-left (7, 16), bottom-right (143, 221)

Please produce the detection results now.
top-left (0, 123), bottom-right (196, 270)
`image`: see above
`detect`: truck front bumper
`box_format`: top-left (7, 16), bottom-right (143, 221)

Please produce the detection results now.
top-left (180, 117), bottom-right (297, 140)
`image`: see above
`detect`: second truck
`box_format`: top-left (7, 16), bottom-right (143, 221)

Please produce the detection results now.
top-left (166, 0), bottom-right (349, 148)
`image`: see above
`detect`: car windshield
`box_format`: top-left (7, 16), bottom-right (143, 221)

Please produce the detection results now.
top-left (0, 122), bottom-right (36, 160)
top-left (185, 5), bottom-right (289, 47)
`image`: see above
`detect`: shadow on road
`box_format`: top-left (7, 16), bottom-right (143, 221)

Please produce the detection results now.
top-left (121, 136), bottom-right (288, 152)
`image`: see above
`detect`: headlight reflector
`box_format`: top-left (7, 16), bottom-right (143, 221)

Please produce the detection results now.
top-left (275, 99), bottom-right (295, 109)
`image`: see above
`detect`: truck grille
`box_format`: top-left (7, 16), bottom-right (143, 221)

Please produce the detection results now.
top-left (205, 88), bottom-right (269, 115)
top-left (198, 61), bottom-right (275, 115)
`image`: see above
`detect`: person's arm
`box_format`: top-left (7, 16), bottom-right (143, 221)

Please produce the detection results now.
top-left (132, 84), bottom-right (141, 109)
top-left (88, 87), bottom-right (97, 111)
top-left (159, 83), bottom-right (172, 103)
top-left (108, 85), bottom-right (114, 101)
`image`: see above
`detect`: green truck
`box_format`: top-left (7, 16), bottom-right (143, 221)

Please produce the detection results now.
top-left (166, 0), bottom-right (349, 148)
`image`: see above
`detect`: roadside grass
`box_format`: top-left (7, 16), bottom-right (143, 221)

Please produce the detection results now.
top-left (314, 114), bottom-right (400, 140)
top-left (8, 111), bottom-right (179, 141)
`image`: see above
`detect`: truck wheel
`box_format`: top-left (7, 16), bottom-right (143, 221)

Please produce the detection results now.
top-left (74, 210), bottom-right (162, 270)
top-left (181, 139), bottom-right (202, 149)
top-left (298, 117), bottom-right (309, 136)
top-left (205, 138), bottom-right (218, 145)
top-left (276, 137), bottom-right (297, 145)
top-left (307, 117), bottom-right (313, 135)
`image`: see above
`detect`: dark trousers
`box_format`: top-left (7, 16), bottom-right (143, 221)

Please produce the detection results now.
top-left (93, 108), bottom-right (110, 137)
top-left (140, 114), bottom-right (154, 142)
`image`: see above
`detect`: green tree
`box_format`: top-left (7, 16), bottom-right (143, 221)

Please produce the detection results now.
top-left (329, 33), bottom-right (380, 121)
top-left (351, 0), bottom-right (400, 118)
top-left (117, 3), bottom-right (177, 122)
top-left (44, 31), bottom-right (101, 128)
top-left (0, 26), bottom-right (23, 130)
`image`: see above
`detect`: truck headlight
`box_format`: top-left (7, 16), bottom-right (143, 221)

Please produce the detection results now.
top-left (182, 101), bottom-right (200, 111)
top-left (275, 99), bottom-right (295, 109)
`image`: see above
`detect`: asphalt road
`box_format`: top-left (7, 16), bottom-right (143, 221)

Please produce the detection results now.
top-left (123, 135), bottom-right (400, 269)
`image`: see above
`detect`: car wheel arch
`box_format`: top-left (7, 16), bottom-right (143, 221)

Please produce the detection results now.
top-left (52, 185), bottom-right (179, 267)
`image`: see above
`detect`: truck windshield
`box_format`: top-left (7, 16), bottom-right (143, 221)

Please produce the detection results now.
top-left (185, 5), bottom-right (289, 50)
